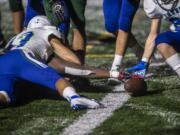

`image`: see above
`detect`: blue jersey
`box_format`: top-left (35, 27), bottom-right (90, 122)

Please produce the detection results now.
top-left (103, 0), bottom-right (140, 33)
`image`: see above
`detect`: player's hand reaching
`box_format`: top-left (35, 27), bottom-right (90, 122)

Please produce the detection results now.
top-left (127, 61), bottom-right (148, 78)
top-left (118, 71), bottom-right (144, 82)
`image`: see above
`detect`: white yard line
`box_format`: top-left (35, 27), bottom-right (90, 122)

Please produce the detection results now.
top-left (61, 84), bottom-right (130, 135)
top-left (61, 61), bottom-right (167, 135)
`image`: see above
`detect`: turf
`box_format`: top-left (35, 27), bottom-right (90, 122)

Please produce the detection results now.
top-left (0, 1), bottom-right (180, 135)
top-left (90, 76), bottom-right (180, 135)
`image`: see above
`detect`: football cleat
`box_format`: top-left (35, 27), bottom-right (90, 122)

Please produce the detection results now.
top-left (127, 61), bottom-right (148, 78)
top-left (70, 95), bottom-right (104, 110)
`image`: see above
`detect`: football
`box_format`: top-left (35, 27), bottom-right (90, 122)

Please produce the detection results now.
top-left (124, 78), bottom-right (147, 96)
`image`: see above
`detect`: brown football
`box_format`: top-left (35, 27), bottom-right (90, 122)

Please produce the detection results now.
top-left (124, 78), bottom-right (147, 96)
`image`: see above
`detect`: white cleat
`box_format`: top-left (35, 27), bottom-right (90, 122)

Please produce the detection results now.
top-left (70, 96), bottom-right (104, 110)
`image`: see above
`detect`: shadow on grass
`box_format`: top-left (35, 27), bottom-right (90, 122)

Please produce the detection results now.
top-left (141, 80), bottom-right (167, 97)
top-left (11, 80), bottom-right (62, 107)
top-left (5, 78), bottom-right (111, 108)
top-left (71, 78), bottom-right (112, 93)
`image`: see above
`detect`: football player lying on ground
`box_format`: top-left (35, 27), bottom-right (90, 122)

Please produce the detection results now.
top-left (0, 16), bottom-right (104, 110)
top-left (127, 0), bottom-right (180, 78)
top-left (1, 16), bottom-right (129, 110)
top-left (103, 0), bottom-right (144, 83)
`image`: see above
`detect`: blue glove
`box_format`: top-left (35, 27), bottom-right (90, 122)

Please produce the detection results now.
top-left (127, 61), bottom-right (148, 73)
top-left (127, 61), bottom-right (148, 78)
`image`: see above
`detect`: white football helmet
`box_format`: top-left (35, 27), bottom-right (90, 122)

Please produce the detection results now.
top-left (27, 15), bottom-right (52, 29)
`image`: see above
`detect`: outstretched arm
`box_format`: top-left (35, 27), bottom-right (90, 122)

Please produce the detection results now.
top-left (48, 57), bottom-right (111, 78)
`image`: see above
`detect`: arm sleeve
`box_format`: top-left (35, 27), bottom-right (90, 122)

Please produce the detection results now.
top-left (143, 1), bottom-right (162, 19)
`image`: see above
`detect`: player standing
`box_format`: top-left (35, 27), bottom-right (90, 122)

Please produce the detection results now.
top-left (128, 0), bottom-right (180, 78)
top-left (103, 0), bottom-right (143, 82)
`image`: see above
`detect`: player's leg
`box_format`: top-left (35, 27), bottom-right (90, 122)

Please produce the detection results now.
top-left (156, 31), bottom-right (180, 77)
top-left (113, 0), bottom-right (140, 71)
top-left (0, 55), bottom-right (15, 106)
top-left (16, 50), bottom-right (103, 109)
top-left (103, 0), bottom-right (123, 74)
top-left (8, 0), bottom-right (24, 34)
top-left (0, 79), bottom-right (14, 106)
top-left (0, 92), bottom-right (8, 106)
top-left (0, 76), bottom-right (14, 107)
top-left (66, 0), bottom-right (87, 65)
top-left (0, 10), bottom-right (6, 50)
top-left (103, 0), bottom-right (140, 71)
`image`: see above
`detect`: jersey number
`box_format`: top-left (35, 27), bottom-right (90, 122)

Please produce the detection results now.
top-left (12, 31), bottom-right (33, 48)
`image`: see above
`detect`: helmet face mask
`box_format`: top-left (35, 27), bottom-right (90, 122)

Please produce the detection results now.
top-left (154, 0), bottom-right (178, 11)
top-left (27, 15), bottom-right (52, 29)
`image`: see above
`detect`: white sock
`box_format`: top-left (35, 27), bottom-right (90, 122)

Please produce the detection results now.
top-left (166, 53), bottom-right (180, 77)
top-left (141, 57), bottom-right (149, 63)
top-left (62, 87), bottom-right (79, 102)
top-left (109, 70), bottom-right (120, 78)
top-left (111, 55), bottom-right (123, 71)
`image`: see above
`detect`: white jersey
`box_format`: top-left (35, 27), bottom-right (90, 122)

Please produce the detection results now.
top-left (6, 26), bottom-right (61, 62)
top-left (144, 0), bottom-right (180, 30)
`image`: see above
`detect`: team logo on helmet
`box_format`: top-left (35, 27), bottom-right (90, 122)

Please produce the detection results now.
top-left (154, 0), bottom-right (178, 11)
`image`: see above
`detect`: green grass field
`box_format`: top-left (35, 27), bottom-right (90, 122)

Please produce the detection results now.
top-left (0, 42), bottom-right (180, 135)
top-left (0, 1), bottom-right (180, 135)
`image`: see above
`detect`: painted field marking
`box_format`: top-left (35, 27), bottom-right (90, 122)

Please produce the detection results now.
top-left (61, 84), bottom-right (130, 135)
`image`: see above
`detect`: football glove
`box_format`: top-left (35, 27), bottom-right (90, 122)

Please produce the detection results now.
top-left (127, 61), bottom-right (148, 78)
top-left (118, 71), bottom-right (144, 81)
top-left (70, 95), bottom-right (104, 110)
